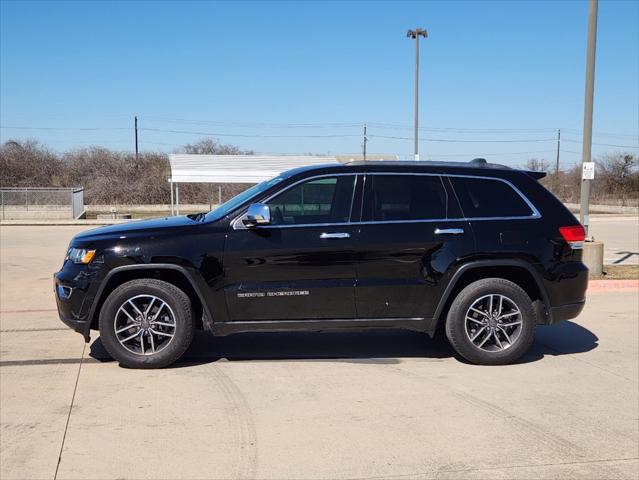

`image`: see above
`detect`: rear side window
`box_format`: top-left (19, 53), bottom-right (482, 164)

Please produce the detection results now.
top-left (449, 177), bottom-right (534, 218)
top-left (363, 175), bottom-right (447, 221)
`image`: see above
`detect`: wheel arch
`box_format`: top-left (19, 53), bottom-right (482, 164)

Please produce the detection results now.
top-left (433, 260), bottom-right (550, 331)
top-left (87, 264), bottom-right (212, 335)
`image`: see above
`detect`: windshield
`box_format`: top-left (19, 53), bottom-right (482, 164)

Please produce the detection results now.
top-left (205, 176), bottom-right (285, 221)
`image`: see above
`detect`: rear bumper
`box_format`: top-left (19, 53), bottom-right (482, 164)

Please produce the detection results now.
top-left (549, 300), bottom-right (585, 325)
top-left (544, 261), bottom-right (588, 325)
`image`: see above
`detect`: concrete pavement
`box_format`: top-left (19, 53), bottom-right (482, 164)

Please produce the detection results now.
top-left (1, 225), bottom-right (638, 480)
top-left (587, 215), bottom-right (639, 265)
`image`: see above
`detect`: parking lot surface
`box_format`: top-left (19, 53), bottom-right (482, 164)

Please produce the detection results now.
top-left (587, 215), bottom-right (639, 265)
top-left (1, 224), bottom-right (638, 480)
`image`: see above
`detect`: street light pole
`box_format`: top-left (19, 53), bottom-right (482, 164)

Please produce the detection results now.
top-left (407, 28), bottom-right (428, 160)
top-left (363, 123), bottom-right (367, 161)
top-left (134, 116), bottom-right (139, 161)
top-left (579, 0), bottom-right (598, 235)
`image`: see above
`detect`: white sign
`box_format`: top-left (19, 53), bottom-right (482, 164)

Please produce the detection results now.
top-left (582, 162), bottom-right (595, 180)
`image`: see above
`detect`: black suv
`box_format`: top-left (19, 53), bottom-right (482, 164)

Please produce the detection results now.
top-left (54, 160), bottom-right (588, 368)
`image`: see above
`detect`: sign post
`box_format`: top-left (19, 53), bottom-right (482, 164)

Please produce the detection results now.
top-left (579, 0), bottom-right (598, 236)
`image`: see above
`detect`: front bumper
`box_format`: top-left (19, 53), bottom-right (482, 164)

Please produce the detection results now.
top-left (57, 309), bottom-right (90, 340)
top-left (54, 262), bottom-right (104, 342)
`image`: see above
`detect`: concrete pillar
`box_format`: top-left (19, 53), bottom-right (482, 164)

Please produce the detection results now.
top-left (583, 241), bottom-right (604, 276)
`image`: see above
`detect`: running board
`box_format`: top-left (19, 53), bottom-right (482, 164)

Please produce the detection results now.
top-left (211, 317), bottom-right (436, 337)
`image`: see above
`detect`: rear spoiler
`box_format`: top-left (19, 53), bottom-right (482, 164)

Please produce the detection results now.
top-left (523, 170), bottom-right (547, 180)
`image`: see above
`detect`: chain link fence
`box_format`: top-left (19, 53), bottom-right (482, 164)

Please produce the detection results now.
top-left (0, 188), bottom-right (85, 220)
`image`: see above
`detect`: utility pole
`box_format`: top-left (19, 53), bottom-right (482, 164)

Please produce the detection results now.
top-left (555, 129), bottom-right (561, 174)
top-left (579, 0), bottom-right (598, 235)
top-left (363, 123), bottom-right (368, 161)
top-left (134, 116), bottom-right (139, 161)
top-left (407, 28), bottom-right (428, 160)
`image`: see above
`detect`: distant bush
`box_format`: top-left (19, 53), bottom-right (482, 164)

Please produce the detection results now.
top-left (1, 139), bottom-right (636, 206)
top-left (0, 138), bottom-right (253, 205)
top-left (526, 153), bottom-right (638, 206)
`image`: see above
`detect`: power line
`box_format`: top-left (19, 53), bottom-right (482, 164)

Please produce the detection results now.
top-left (561, 128), bottom-right (639, 140)
top-left (3, 123), bottom-right (637, 143)
top-left (142, 116), bottom-right (362, 128)
top-left (2, 123), bottom-right (637, 148)
top-left (366, 122), bottom-right (558, 133)
top-left (143, 117), bottom-right (562, 134)
top-left (0, 125), bottom-right (129, 131)
top-left (562, 138), bottom-right (639, 149)
top-left (425, 149), bottom-right (556, 157)
top-left (368, 134), bottom-right (556, 143)
top-left (140, 127), bottom-right (360, 139)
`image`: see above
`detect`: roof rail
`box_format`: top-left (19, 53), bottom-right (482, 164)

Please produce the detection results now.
top-left (469, 158), bottom-right (487, 165)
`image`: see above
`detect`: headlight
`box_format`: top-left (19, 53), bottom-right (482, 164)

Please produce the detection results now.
top-left (66, 248), bottom-right (96, 264)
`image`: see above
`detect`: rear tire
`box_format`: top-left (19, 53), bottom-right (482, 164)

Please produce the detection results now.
top-left (445, 278), bottom-right (535, 365)
top-left (99, 279), bottom-right (194, 369)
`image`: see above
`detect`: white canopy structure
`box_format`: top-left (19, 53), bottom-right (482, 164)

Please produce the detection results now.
top-left (167, 154), bottom-right (340, 214)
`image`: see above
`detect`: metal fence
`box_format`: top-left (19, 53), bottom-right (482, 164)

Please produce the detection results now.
top-left (0, 187), bottom-right (85, 220)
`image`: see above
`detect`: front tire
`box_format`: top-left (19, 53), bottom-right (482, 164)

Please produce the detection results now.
top-left (99, 279), bottom-right (194, 369)
top-left (445, 278), bottom-right (535, 365)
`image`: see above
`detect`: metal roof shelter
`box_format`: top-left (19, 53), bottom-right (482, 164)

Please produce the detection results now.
top-left (167, 154), bottom-right (340, 214)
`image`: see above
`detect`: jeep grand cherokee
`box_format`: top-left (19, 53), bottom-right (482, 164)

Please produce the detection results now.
top-left (54, 160), bottom-right (588, 368)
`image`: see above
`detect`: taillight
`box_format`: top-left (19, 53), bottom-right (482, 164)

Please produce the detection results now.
top-left (559, 225), bottom-right (586, 249)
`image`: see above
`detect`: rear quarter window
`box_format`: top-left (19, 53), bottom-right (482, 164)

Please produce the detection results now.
top-left (449, 176), bottom-right (534, 218)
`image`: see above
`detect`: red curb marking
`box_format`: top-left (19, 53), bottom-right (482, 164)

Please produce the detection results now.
top-left (0, 308), bottom-right (57, 314)
top-left (588, 280), bottom-right (639, 293)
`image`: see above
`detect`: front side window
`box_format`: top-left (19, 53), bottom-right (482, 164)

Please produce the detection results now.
top-left (449, 177), bottom-right (534, 218)
top-left (267, 176), bottom-right (355, 226)
top-left (362, 175), bottom-right (447, 221)
top-left (205, 176), bottom-right (285, 222)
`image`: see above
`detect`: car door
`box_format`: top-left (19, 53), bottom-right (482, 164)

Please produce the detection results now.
top-left (355, 173), bottom-right (474, 319)
top-left (448, 174), bottom-right (542, 257)
top-left (223, 174), bottom-right (359, 321)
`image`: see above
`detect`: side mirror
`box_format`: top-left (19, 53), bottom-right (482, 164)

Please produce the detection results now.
top-left (243, 203), bottom-right (271, 228)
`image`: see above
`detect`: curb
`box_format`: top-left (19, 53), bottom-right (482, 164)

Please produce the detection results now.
top-left (588, 279), bottom-right (639, 293)
top-left (0, 220), bottom-right (131, 226)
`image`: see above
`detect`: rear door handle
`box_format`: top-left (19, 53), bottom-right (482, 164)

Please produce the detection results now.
top-left (434, 228), bottom-right (464, 235)
top-left (320, 232), bottom-right (351, 239)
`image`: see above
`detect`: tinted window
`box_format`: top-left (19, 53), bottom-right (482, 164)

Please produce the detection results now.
top-left (363, 175), bottom-right (447, 221)
top-left (450, 177), bottom-right (533, 218)
top-left (267, 176), bottom-right (355, 225)
top-left (206, 176), bottom-right (284, 221)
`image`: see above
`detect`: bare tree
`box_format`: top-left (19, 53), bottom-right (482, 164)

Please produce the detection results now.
top-left (181, 138), bottom-right (253, 155)
top-left (178, 138), bottom-right (255, 204)
top-left (594, 153), bottom-right (638, 205)
top-left (524, 158), bottom-right (550, 172)
top-left (0, 139), bottom-right (62, 187)
top-left (2, 139), bottom-right (635, 207)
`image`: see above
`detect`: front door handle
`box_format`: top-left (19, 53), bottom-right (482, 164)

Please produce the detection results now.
top-left (320, 232), bottom-right (351, 239)
top-left (434, 228), bottom-right (464, 235)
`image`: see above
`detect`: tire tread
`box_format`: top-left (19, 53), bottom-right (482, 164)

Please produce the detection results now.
top-left (445, 278), bottom-right (535, 365)
top-left (99, 278), bottom-right (194, 369)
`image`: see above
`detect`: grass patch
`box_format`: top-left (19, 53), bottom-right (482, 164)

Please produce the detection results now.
top-left (591, 264), bottom-right (639, 280)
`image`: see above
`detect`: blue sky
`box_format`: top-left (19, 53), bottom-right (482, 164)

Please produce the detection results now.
top-left (1, 0), bottom-right (638, 167)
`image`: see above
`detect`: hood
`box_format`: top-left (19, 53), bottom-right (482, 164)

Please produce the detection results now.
top-left (72, 215), bottom-right (200, 244)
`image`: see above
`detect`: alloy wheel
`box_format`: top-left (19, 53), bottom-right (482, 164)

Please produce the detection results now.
top-left (464, 294), bottom-right (523, 352)
top-left (113, 294), bottom-right (176, 356)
